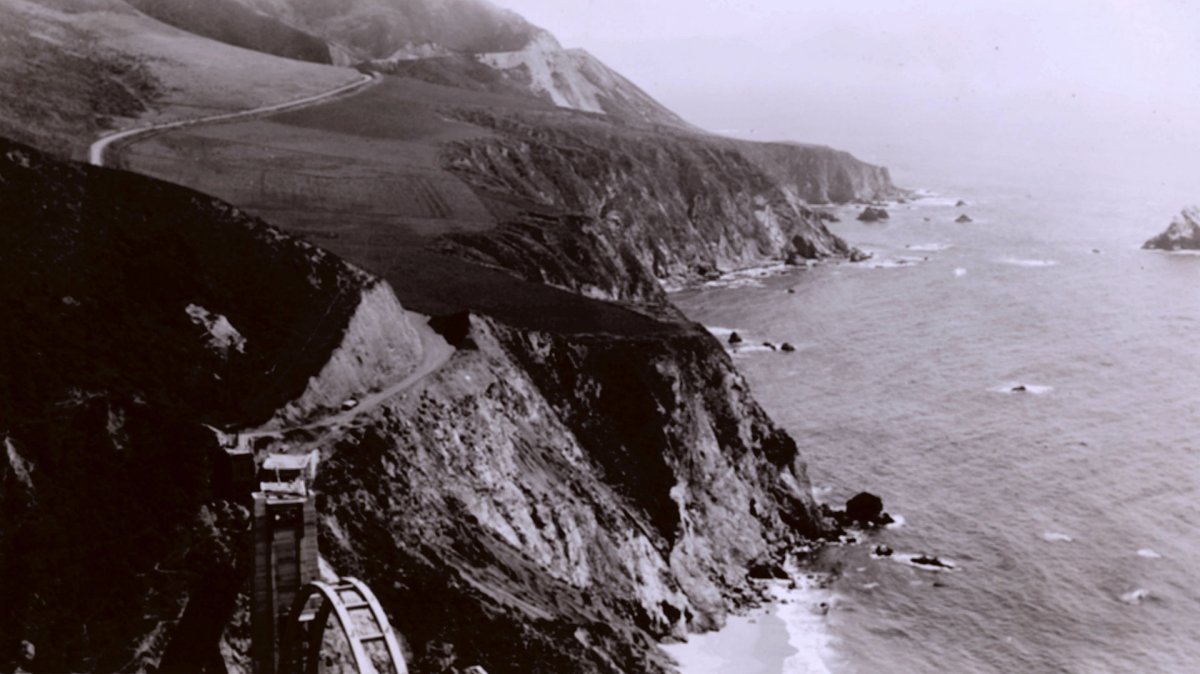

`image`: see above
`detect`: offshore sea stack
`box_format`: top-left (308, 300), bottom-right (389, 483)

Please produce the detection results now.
top-left (1143, 206), bottom-right (1200, 250)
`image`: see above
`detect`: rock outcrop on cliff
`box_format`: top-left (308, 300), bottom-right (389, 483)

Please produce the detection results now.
top-left (1143, 206), bottom-right (1200, 250)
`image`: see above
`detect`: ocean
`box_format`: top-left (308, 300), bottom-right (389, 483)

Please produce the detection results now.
top-left (664, 157), bottom-right (1200, 673)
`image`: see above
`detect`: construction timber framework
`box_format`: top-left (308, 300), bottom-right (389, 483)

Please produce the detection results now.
top-left (230, 441), bottom-right (407, 674)
top-left (279, 577), bottom-right (407, 674)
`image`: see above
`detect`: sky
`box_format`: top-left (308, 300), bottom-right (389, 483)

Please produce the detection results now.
top-left (496, 0), bottom-right (1200, 191)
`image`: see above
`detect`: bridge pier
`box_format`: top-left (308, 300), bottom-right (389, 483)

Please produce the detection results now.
top-left (250, 454), bottom-right (319, 674)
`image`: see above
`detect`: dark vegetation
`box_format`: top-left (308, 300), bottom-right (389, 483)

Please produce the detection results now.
top-left (0, 138), bottom-right (371, 671)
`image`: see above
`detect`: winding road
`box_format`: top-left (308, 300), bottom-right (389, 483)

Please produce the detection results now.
top-left (242, 312), bottom-right (455, 442)
top-left (93, 70), bottom-right (457, 442)
top-left (89, 71), bottom-right (380, 167)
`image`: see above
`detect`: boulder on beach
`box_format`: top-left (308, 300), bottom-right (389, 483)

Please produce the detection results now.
top-left (955, 214), bottom-right (974, 223)
top-left (857, 206), bottom-right (890, 223)
top-left (1143, 206), bottom-right (1200, 250)
top-left (728, 331), bottom-right (743, 345)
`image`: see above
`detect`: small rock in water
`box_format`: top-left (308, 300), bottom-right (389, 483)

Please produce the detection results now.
top-left (955, 199), bottom-right (969, 207)
top-left (763, 341), bottom-right (777, 350)
top-left (955, 214), bottom-right (974, 223)
top-left (849, 249), bottom-right (873, 262)
top-left (1092, 248), bottom-right (1102, 254)
top-left (873, 544), bottom-right (894, 557)
top-left (912, 555), bottom-right (953, 569)
top-left (857, 206), bottom-right (890, 223)
top-left (780, 342), bottom-right (796, 352)
top-left (787, 287), bottom-right (796, 294)
top-left (1011, 385), bottom-right (1028, 393)
top-left (846, 492), bottom-right (889, 526)
top-left (728, 331), bottom-right (743, 345)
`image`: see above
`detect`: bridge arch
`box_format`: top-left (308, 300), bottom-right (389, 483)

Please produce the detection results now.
top-left (279, 577), bottom-right (407, 674)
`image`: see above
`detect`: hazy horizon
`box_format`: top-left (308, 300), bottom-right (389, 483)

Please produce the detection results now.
top-left (501, 0), bottom-right (1200, 201)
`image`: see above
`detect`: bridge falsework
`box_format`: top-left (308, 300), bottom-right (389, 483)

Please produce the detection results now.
top-left (278, 577), bottom-right (407, 674)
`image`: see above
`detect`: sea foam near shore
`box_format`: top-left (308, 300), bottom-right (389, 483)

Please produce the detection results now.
top-left (661, 568), bottom-right (839, 674)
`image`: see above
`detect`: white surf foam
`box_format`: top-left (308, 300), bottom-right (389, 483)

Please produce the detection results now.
top-left (702, 276), bottom-right (766, 290)
top-left (910, 195), bottom-right (966, 208)
top-left (1120, 588), bottom-right (1151, 605)
top-left (777, 565), bottom-right (840, 674)
top-left (1042, 531), bottom-right (1074, 543)
top-left (954, 267), bottom-right (968, 277)
top-left (997, 257), bottom-right (1059, 268)
top-left (906, 243), bottom-right (952, 252)
top-left (868, 256), bottom-right (927, 269)
top-left (662, 566), bottom-right (839, 674)
top-left (886, 513), bottom-right (906, 530)
top-left (1137, 548), bottom-right (1163, 559)
top-left (705, 326), bottom-right (738, 339)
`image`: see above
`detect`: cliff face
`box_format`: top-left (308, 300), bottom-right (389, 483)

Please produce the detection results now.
top-left (439, 110), bottom-right (880, 300)
top-left (1143, 206), bottom-right (1200, 250)
top-left (743, 141), bottom-right (902, 205)
top-left (309, 314), bottom-right (824, 673)
top-left (0, 138), bottom-right (423, 672)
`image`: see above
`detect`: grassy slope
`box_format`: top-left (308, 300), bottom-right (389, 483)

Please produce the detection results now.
top-left (124, 0), bottom-right (333, 64)
top-left (116, 77), bottom-right (681, 335)
top-left (0, 0), bottom-right (362, 160)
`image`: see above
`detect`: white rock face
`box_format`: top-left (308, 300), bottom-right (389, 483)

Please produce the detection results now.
top-left (1144, 206), bottom-right (1200, 250)
top-left (185, 303), bottom-right (247, 356)
top-left (478, 32), bottom-right (685, 126)
top-left (273, 280), bottom-right (424, 424)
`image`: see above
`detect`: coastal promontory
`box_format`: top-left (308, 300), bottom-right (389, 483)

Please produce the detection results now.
top-left (1143, 207), bottom-right (1200, 250)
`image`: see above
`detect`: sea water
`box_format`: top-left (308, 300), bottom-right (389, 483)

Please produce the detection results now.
top-left (668, 160), bottom-right (1200, 672)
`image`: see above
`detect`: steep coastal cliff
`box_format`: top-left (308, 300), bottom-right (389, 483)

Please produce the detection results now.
top-left (310, 314), bottom-right (825, 673)
top-left (439, 110), bottom-right (893, 299)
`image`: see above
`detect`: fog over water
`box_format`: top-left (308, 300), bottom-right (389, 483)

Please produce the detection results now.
top-left (501, 0), bottom-right (1200, 201)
